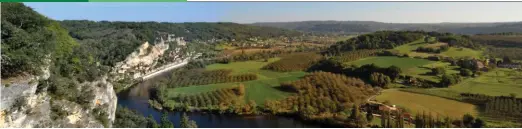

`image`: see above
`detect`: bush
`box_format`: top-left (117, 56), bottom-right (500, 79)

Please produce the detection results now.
top-left (460, 69), bottom-right (473, 76)
top-left (431, 67), bottom-right (446, 75)
top-left (440, 74), bottom-right (462, 87)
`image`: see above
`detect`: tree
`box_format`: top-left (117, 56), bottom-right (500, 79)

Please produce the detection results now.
top-left (431, 67), bottom-right (446, 75)
top-left (369, 72), bottom-right (391, 87)
top-left (462, 114), bottom-right (475, 128)
top-left (180, 113), bottom-right (198, 128)
top-left (236, 83), bottom-right (246, 96)
top-left (366, 105), bottom-right (374, 122)
top-left (503, 56), bottom-right (513, 64)
top-left (386, 65), bottom-right (402, 81)
top-left (472, 118), bottom-right (485, 128)
top-left (350, 105), bottom-right (360, 120)
top-left (159, 112), bottom-right (174, 128)
top-left (460, 69), bottom-right (473, 76)
top-left (147, 115), bottom-right (159, 128)
top-left (440, 74), bottom-right (461, 87)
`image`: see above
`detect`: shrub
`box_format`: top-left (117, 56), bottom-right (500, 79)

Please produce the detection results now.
top-left (460, 69), bottom-right (473, 76)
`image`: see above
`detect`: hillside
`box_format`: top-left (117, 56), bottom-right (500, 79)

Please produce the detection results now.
top-left (252, 21), bottom-right (522, 34)
top-left (59, 20), bottom-right (305, 67)
top-left (1, 3), bottom-right (116, 128)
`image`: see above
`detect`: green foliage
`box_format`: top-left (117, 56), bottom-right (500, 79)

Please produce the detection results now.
top-left (159, 112), bottom-right (174, 128)
top-left (147, 115), bottom-right (160, 128)
top-left (326, 31), bottom-right (424, 54)
top-left (440, 74), bottom-right (462, 87)
top-left (460, 69), bottom-right (473, 76)
top-left (180, 113), bottom-right (198, 128)
top-left (93, 106), bottom-right (110, 127)
top-left (369, 72), bottom-right (391, 87)
top-left (431, 67), bottom-right (446, 75)
top-left (60, 20), bottom-right (302, 67)
top-left (416, 45), bottom-right (449, 53)
top-left (50, 103), bottom-right (69, 120)
top-left (1, 3), bottom-right (55, 78)
top-left (438, 35), bottom-right (479, 49)
top-left (327, 49), bottom-right (383, 63)
top-left (270, 72), bottom-right (374, 118)
top-left (113, 106), bottom-right (150, 128)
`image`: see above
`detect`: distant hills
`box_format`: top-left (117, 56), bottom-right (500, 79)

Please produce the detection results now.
top-left (251, 21), bottom-right (522, 34)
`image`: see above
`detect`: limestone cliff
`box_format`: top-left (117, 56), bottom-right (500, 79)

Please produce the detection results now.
top-left (1, 72), bottom-right (117, 128)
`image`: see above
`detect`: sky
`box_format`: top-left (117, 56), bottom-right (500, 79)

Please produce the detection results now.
top-left (25, 2), bottom-right (522, 23)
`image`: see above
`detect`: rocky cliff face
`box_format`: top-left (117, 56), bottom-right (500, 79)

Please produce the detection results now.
top-left (1, 71), bottom-right (117, 128)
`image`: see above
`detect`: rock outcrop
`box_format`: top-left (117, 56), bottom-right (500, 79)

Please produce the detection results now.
top-left (1, 72), bottom-right (117, 128)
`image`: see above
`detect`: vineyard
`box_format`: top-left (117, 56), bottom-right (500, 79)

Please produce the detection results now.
top-left (175, 86), bottom-right (243, 107)
top-left (262, 53), bottom-right (323, 72)
top-left (265, 72), bottom-right (375, 117)
top-left (461, 93), bottom-right (522, 122)
top-left (166, 69), bottom-right (257, 88)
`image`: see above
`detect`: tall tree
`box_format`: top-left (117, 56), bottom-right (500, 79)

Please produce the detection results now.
top-left (160, 112), bottom-right (174, 128)
top-left (180, 113), bottom-right (198, 128)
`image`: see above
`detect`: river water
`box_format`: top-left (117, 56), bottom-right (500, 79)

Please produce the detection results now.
top-left (116, 70), bottom-right (321, 128)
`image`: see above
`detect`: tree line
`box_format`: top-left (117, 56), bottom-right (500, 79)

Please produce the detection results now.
top-left (326, 49), bottom-right (383, 63)
top-left (113, 106), bottom-right (197, 128)
top-left (415, 45), bottom-right (449, 53)
top-left (326, 31), bottom-right (424, 54)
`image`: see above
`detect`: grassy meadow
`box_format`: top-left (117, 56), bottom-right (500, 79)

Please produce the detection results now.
top-left (403, 68), bottom-right (522, 98)
top-left (394, 39), bottom-right (483, 58)
top-left (375, 89), bottom-right (478, 118)
top-left (346, 56), bottom-right (457, 82)
top-left (348, 56), bottom-right (434, 70)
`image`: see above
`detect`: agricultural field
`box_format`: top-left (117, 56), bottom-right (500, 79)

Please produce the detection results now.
top-left (440, 47), bottom-right (483, 58)
top-left (405, 68), bottom-right (522, 97)
top-left (404, 62), bottom-right (460, 82)
top-left (347, 56), bottom-right (434, 70)
top-left (346, 56), bottom-right (461, 82)
top-left (167, 58), bottom-right (307, 105)
top-left (375, 89), bottom-right (478, 118)
top-left (394, 39), bottom-right (483, 58)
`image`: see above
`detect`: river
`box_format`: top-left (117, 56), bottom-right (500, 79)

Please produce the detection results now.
top-left (116, 69), bottom-right (322, 128)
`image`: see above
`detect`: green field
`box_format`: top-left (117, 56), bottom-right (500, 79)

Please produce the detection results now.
top-left (440, 47), bottom-right (483, 58)
top-left (394, 39), bottom-right (482, 58)
top-left (348, 56), bottom-right (434, 70)
top-left (206, 58), bottom-right (290, 79)
top-left (346, 56), bottom-right (460, 82)
top-left (405, 68), bottom-right (522, 97)
top-left (167, 58), bottom-right (306, 105)
top-left (405, 62), bottom-right (460, 82)
top-left (375, 89), bottom-right (478, 118)
top-left (394, 39), bottom-right (426, 54)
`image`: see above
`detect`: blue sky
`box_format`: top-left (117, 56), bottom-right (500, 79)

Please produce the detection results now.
top-left (26, 2), bottom-right (522, 23)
